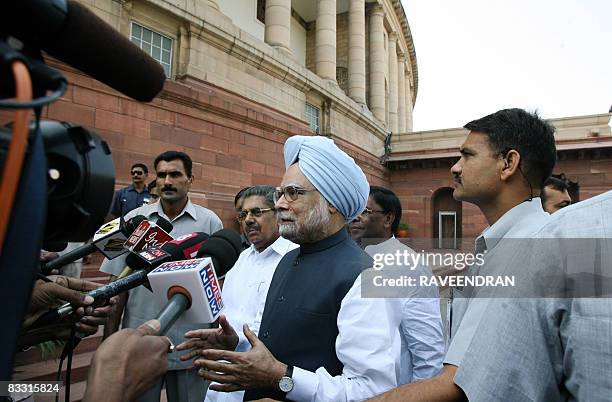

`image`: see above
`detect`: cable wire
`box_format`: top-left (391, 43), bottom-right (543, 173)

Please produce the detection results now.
top-left (0, 81), bottom-right (67, 109)
top-left (0, 60), bottom-right (32, 254)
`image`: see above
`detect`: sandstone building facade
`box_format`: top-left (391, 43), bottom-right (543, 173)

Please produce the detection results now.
top-left (2, 0), bottom-right (610, 242)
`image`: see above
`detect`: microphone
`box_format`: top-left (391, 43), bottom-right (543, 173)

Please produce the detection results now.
top-left (3, 0), bottom-right (166, 102)
top-left (33, 232), bottom-right (211, 328)
top-left (123, 217), bottom-right (174, 253)
top-left (149, 229), bottom-right (242, 335)
top-left (42, 215), bottom-right (147, 273)
top-left (117, 230), bottom-right (203, 279)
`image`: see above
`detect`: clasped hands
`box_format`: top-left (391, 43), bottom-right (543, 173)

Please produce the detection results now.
top-left (176, 315), bottom-right (287, 392)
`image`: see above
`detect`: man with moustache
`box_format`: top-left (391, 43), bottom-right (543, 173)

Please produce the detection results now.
top-left (190, 136), bottom-right (397, 401)
top-left (101, 151), bottom-right (223, 402)
top-left (177, 185), bottom-right (298, 402)
top-left (368, 108), bottom-right (557, 402)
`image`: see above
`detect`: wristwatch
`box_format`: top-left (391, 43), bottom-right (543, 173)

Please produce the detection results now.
top-left (278, 365), bottom-right (294, 393)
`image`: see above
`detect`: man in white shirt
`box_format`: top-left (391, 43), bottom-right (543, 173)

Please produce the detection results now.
top-left (176, 185), bottom-right (298, 402)
top-left (369, 108), bottom-right (557, 402)
top-left (350, 185), bottom-right (445, 384)
top-left (187, 136), bottom-right (398, 401)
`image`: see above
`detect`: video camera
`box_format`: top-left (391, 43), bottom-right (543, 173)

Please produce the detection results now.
top-left (0, 0), bottom-right (166, 379)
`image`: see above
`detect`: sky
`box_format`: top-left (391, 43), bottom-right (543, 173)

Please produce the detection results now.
top-left (401, 0), bottom-right (612, 131)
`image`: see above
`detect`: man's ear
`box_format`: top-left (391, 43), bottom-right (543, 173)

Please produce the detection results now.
top-left (188, 175), bottom-right (194, 185)
top-left (500, 149), bottom-right (521, 181)
top-left (384, 213), bottom-right (395, 230)
top-left (327, 202), bottom-right (338, 215)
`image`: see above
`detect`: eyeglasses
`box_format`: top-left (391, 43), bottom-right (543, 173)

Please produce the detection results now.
top-left (236, 207), bottom-right (275, 221)
top-left (273, 185), bottom-right (318, 203)
top-left (361, 207), bottom-right (387, 216)
top-left (131, 171), bottom-right (144, 176)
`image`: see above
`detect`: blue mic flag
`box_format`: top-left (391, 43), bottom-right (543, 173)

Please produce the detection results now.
top-left (0, 125), bottom-right (47, 379)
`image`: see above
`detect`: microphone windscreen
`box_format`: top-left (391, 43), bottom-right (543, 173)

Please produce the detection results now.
top-left (155, 217), bottom-right (173, 234)
top-left (163, 232), bottom-right (210, 260)
top-left (122, 215), bottom-right (147, 235)
top-left (209, 229), bottom-right (243, 256)
top-left (196, 237), bottom-right (240, 278)
top-left (46, 1), bottom-right (166, 101)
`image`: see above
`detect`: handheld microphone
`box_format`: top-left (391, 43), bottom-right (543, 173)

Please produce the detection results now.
top-left (3, 0), bottom-right (166, 102)
top-left (117, 229), bottom-right (202, 279)
top-left (149, 229), bottom-right (242, 335)
top-left (123, 217), bottom-right (174, 252)
top-left (33, 232), bottom-right (211, 328)
top-left (42, 215), bottom-right (147, 273)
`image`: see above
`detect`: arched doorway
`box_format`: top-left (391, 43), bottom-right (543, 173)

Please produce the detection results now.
top-left (433, 188), bottom-right (462, 249)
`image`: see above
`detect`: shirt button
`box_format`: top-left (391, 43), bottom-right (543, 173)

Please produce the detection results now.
top-left (293, 259), bottom-right (299, 266)
top-left (263, 331), bottom-right (270, 338)
top-left (278, 296), bottom-right (285, 302)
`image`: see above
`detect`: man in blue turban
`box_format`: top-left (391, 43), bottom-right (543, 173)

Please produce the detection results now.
top-left (190, 135), bottom-right (398, 401)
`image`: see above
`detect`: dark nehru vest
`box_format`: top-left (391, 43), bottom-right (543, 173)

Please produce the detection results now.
top-left (244, 228), bottom-right (373, 401)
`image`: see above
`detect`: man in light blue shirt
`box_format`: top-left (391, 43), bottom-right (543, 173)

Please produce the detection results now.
top-left (369, 108), bottom-right (557, 402)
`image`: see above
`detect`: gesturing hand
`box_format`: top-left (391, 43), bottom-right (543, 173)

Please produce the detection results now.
top-left (193, 324), bottom-right (286, 393)
top-left (176, 315), bottom-right (239, 362)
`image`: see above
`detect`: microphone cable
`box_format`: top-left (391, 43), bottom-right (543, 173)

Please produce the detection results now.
top-left (55, 325), bottom-right (76, 402)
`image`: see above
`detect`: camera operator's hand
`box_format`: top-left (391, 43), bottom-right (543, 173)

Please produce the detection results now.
top-left (19, 276), bottom-right (115, 348)
top-left (40, 250), bottom-right (60, 263)
top-left (83, 319), bottom-right (170, 402)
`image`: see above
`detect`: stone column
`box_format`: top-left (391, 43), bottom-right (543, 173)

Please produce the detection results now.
top-left (368, 5), bottom-right (385, 122)
top-left (397, 55), bottom-right (406, 132)
top-left (316, 0), bottom-right (337, 81)
top-left (387, 32), bottom-right (398, 132)
top-left (177, 26), bottom-right (190, 77)
top-left (348, 0), bottom-right (366, 105)
top-left (265, 0), bottom-right (292, 53)
top-left (406, 70), bottom-right (414, 131)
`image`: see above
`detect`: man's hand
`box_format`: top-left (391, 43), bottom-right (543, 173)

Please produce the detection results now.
top-left (25, 276), bottom-right (99, 328)
top-left (193, 324), bottom-right (286, 392)
top-left (19, 276), bottom-right (116, 348)
top-left (366, 365), bottom-right (466, 402)
top-left (176, 315), bottom-right (239, 362)
top-left (83, 319), bottom-right (171, 402)
top-left (40, 250), bottom-right (59, 263)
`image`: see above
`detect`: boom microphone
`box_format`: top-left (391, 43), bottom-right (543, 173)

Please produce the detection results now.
top-left (3, 0), bottom-right (166, 101)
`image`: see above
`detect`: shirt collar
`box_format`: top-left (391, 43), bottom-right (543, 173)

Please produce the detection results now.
top-left (148, 198), bottom-right (197, 222)
top-left (250, 236), bottom-right (296, 257)
top-left (299, 227), bottom-right (348, 254)
top-left (480, 197), bottom-right (546, 251)
top-left (127, 184), bottom-right (149, 194)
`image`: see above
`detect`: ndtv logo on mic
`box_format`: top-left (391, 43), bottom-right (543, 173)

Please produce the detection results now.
top-left (199, 263), bottom-right (223, 316)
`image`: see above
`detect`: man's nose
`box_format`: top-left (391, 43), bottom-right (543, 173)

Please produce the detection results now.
top-left (275, 195), bottom-right (289, 211)
top-left (450, 162), bottom-right (461, 176)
